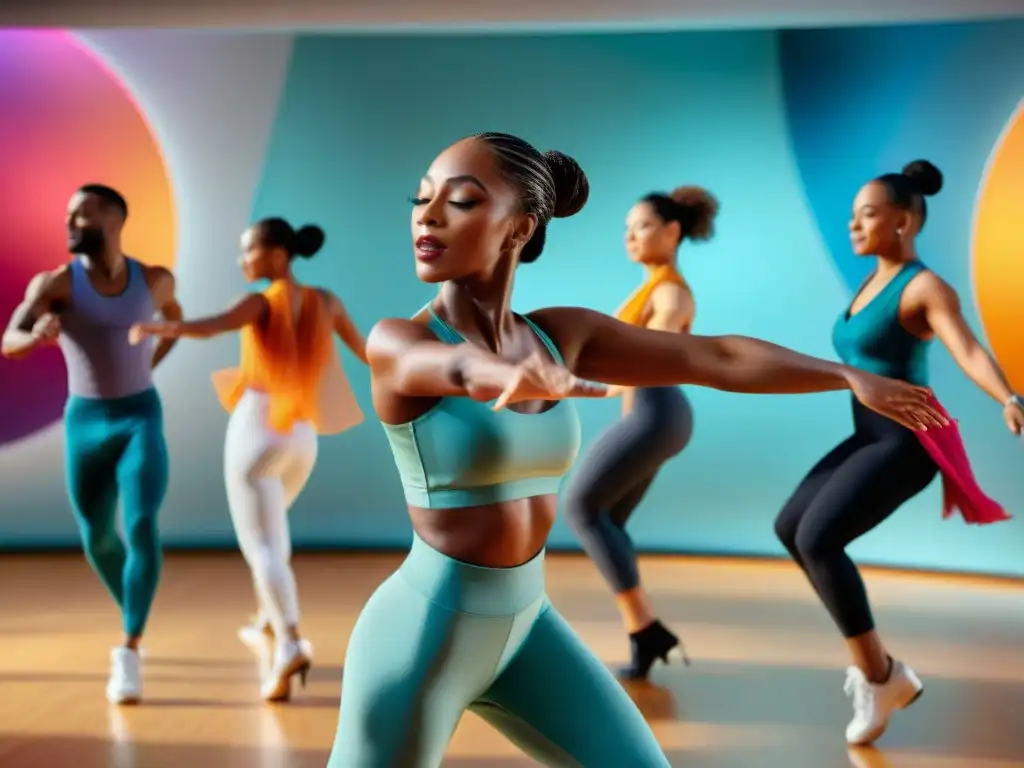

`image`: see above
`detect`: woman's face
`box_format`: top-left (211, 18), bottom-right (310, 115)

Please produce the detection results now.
top-left (238, 227), bottom-right (285, 282)
top-left (849, 182), bottom-right (912, 257)
top-left (624, 202), bottom-right (678, 265)
top-left (410, 138), bottom-right (535, 283)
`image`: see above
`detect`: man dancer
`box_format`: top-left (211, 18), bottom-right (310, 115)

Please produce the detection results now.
top-left (2, 184), bottom-right (183, 704)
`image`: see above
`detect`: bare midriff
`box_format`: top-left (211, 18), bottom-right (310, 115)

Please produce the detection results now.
top-left (408, 495), bottom-right (557, 568)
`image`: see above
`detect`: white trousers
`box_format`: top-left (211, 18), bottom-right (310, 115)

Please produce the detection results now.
top-left (224, 390), bottom-right (317, 636)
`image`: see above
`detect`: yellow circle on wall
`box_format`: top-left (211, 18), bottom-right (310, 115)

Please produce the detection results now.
top-left (973, 98), bottom-right (1024, 391)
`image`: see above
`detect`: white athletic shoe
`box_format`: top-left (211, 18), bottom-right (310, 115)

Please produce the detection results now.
top-left (106, 646), bottom-right (143, 705)
top-left (844, 659), bottom-right (923, 745)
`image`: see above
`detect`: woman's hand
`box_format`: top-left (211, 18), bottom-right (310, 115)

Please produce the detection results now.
top-left (1002, 398), bottom-right (1024, 436)
top-left (844, 369), bottom-right (948, 430)
top-left (128, 321), bottom-right (180, 346)
top-left (491, 352), bottom-right (607, 410)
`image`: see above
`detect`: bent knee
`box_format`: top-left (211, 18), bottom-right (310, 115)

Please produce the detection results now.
top-left (792, 525), bottom-right (842, 563)
top-left (773, 513), bottom-right (798, 549)
top-left (83, 526), bottom-right (121, 557)
top-left (125, 514), bottom-right (159, 548)
top-left (560, 475), bottom-right (604, 525)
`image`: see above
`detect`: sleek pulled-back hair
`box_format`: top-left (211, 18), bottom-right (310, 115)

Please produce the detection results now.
top-left (253, 217), bottom-right (326, 260)
top-left (640, 186), bottom-right (719, 244)
top-left (874, 160), bottom-right (943, 230)
top-left (471, 132), bottom-right (590, 264)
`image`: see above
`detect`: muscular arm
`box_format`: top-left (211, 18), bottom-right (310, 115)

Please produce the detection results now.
top-left (919, 275), bottom-right (1015, 404)
top-left (531, 306), bottom-right (854, 394)
top-left (368, 318), bottom-right (520, 404)
top-left (146, 267), bottom-right (184, 369)
top-left (1, 271), bottom-right (62, 360)
top-left (321, 290), bottom-right (368, 364)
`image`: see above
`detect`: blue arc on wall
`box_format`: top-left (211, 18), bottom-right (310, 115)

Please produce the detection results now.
top-left (779, 22), bottom-right (1024, 293)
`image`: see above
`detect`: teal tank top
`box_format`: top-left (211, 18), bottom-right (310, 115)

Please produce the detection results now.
top-left (381, 309), bottom-right (582, 509)
top-left (831, 260), bottom-right (931, 386)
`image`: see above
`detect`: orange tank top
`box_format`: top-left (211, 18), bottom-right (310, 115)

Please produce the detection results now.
top-left (211, 281), bottom-right (363, 436)
top-left (615, 264), bottom-right (689, 327)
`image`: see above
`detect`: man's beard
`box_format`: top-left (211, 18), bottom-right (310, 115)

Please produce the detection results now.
top-left (68, 228), bottom-right (105, 257)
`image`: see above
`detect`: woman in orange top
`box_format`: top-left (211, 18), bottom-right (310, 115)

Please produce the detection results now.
top-left (130, 217), bottom-right (367, 702)
top-left (563, 186), bottom-right (718, 680)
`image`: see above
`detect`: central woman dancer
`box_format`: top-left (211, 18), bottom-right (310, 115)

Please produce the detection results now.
top-left (131, 217), bottom-right (367, 702)
top-left (327, 132), bottom-right (945, 767)
top-left (773, 160), bottom-right (1020, 747)
top-left (564, 184), bottom-right (718, 680)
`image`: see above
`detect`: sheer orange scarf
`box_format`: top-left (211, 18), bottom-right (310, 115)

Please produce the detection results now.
top-left (615, 264), bottom-right (688, 327)
top-left (211, 281), bottom-right (363, 435)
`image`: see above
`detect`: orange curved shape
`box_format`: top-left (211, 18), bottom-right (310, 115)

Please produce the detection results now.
top-left (67, 32), bottom-right (176, 270)
top-left (972, 98), bottom-right (1024, 391)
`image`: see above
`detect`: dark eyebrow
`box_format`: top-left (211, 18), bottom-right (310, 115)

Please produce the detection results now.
top-left (422, 173), bottom-right (488, 193)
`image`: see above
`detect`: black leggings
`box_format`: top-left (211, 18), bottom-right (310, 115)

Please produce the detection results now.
top-left (563, 387), bottom-right (693, 594)
top-left (774, 398), bottom-right (938, 638)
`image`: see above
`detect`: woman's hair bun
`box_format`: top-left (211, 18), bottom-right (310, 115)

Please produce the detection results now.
top-left (901, 160), bottom-right (943, 197)
top-left (293, 224), bottom-right (326, 259)
top-left (543, 150), bottom-right (590, 218)
top-left (668, 186), bottom-right (720, 242)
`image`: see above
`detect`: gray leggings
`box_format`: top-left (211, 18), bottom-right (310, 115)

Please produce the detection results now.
top-left (563, 387), bottom-right (693, 593)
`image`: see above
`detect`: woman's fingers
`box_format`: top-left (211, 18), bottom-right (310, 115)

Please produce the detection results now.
top-left (570, 379), bottom-right (609, 398)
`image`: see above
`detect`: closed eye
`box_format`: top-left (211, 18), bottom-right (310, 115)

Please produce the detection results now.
top-left (408, 196), bottom-right (478, 211)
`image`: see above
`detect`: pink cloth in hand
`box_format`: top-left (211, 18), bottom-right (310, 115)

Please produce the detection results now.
top-left (914, 395), bottom-right (1011, 525)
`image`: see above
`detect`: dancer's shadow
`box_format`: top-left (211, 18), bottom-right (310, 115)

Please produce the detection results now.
top-left (145, 656), bottom-right (254, 670)
top-left (847, 746), bottom-right (894, 768)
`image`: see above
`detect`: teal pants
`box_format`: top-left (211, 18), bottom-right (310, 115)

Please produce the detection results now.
top-left (328, 533), bottom-right (670, 767)
top-left (64, 388), bottom-right (168, 637)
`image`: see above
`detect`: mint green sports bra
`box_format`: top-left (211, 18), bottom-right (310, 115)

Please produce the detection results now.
top-left (381, 308), bottom-right (582, 509)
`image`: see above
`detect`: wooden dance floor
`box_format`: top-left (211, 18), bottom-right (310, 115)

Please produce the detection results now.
top-left (1, 551), bottom-right (1023, 767)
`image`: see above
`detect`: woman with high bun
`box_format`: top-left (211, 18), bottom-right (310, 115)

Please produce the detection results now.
top-left (131, 217), bottom-right (367, 703)
top-left (773, 161), bottom-right (1020, 746)
top-left (563, 185), bottom-right (720, 681)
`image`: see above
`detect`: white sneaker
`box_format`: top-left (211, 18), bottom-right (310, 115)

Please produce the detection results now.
top-left (843, 660), bottom-right (923, 745)
top-left (106, 646), bottom-right (142, 705)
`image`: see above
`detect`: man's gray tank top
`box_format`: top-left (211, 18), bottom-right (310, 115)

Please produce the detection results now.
top-left (58, 257), bottom-right (156, 399)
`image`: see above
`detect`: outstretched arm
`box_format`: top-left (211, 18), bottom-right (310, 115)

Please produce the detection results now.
top-left (606, 282), bottom-right (692, 398)
top-left (918, 275), bottom-right (1022, 434)
top-left (529, 305), bottom-right (945, 430)
top-left (535, 306), bottom-right (854, 393)
top-left (2, 270), bottom-right (64, 360)
top-left (921, 277), bottom-right (1015, 403)
top-left (368, 317), bottom-right (605, 420)
top-left (322, 290), bottom-right (368, 364)
top-left (131, 293), bottom-right (266, 346)
top-left (146, 268), bottom-right (184, 369)
top-left (368, 318), bottom-right (520, 402)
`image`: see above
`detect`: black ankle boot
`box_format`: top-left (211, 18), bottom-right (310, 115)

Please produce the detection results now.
top-left (617, 620), bottom-right (690, 680)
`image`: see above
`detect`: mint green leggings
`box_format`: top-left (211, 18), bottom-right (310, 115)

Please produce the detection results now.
top-left (328, 533), bottom-right (670, 767)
